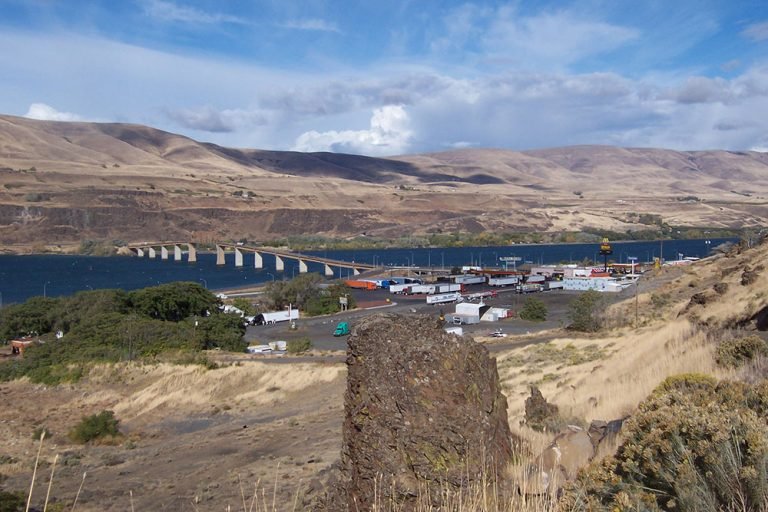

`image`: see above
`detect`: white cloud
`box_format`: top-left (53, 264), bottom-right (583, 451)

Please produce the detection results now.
top-left (24, 103), bottom-right (81, 122)
top-left (278, 19), bottom-right (340, 33)
top-left (742, 21), bottom-right (768, 42)
top-left (142, 0), bottom-right (245, 25)
top-left (166, 106), bottom-right (267, 133)
top-left (292, 105), bottom-right (412, 156)
top-left (483, 9), bottom-right (639, 67)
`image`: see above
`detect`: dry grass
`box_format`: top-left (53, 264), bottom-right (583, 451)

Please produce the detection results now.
top-left (83, 362), bottom-right (345, 420)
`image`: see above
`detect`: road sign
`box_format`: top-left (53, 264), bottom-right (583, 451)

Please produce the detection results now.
top-left (499, 256), bottom-right (522, 261)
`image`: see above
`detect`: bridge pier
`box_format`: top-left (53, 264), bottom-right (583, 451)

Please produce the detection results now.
top-left (254, 251), bottom-right (263, 269)
top-left (235, 248), bottom-right (243, 267)
top-left (275, 255), bottom-right (284, 271)
top-left (135, 248), bottom-right (145, 257)
top-left (148, 247), bottom-right (157, 259)
top-left (324, 264), bottom-right (334, 277)
top-left (299, 259), bottom-right (308, 273)
top-left (353, 267), bottom-right (361, 276)
top-left (216, 245), bottom-right (225, 266)
top-left (161, 246), bottom-right (169, 260)
top-left (174, 244), bottom-right (182, 261)
top-left (188, 243), bottom-right (197, 263)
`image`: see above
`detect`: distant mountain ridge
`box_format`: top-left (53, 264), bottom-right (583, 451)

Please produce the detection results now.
top-left (0, 114), bottom-right (766, 249)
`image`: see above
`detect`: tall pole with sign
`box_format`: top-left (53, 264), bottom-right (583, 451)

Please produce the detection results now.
top-left (599, 238), bottom-right (613, 273)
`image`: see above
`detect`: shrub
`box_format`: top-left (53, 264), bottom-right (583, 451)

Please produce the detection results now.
top-left (561, 379), bottom-right (768, 511)
top-left (32, 426), bottom-right (52, 440)
top-left (567, 290), bottom-right (605, 332)
top-left (653, 372), bottom-right (718, 396)
top-left (287, 338), bottom-right (312, 354)
top-left (716, 335), bottom-right (768, 368)
top-left (68, 410), bottom-right (121, 444)
top-left (650, 292), bottom-right (671, 309)
top-left (518, 297), bottom-right (547, 322)
top-left (0, 490), bottom-right (25, 512)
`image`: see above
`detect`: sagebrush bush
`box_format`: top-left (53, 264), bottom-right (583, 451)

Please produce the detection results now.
top-left (716, 335), bottom-right (768, 368)
top-left (68, 410), bottom-right (121, 444)
top-left (561, 378), bottom-right (768, 511)
top-left (287, 337), bottom-right (312, 354)
top-left (519, 298), bottom-right (547, 322)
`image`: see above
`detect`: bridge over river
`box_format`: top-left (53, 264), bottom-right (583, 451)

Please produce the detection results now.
top-left (126, 241), bottom-right (375, 277)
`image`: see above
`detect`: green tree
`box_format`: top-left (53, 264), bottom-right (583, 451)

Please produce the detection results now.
top-left (128, 282), bottom-right (218, 321)
top-left (0, 296), bottom-right (59, 341)
top-left (51, 289), bottom-right (130, 334)
top-left (265, 273), bottom-right (323, 310)
top-left (518, 297), bottom-right (547, 322)
top-left (567, 289), bottom-right (605, 332)
top-left (231, 297), bottom-right (256, 316)
top-left (305, 283), bottom-right (356, 316)
top-left (195, 313), bottom-right (246, 352)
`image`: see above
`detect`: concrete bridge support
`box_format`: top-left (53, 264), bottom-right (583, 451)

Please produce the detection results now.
top-left (235, 248), bottom-right (244, 267)
top-left (136, 248), bottom-right (145, 257)
top-left (299, 259), bottom-right (308, 273)
top-left (216, 245), bottom-right (225, 266)
top-left (324, 264), bottom-right (334, 277)
top-left (254, 251), bottom-right (263, 269)
top-left (188, 243), bottom-right (197, 263)
top-left (174, 245), bottom-right (182, 261)
top-left (161, 246), bottom-right (169, 260)
top-left (275, 255), bottom-right (284, 271)
top-left (353, 268), bottom-right (361, 276)
top-left (148, 247), bottom-right (157, 259)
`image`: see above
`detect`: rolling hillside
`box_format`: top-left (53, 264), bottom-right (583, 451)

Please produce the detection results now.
top-left (0, 114), bottom-right (766, 249)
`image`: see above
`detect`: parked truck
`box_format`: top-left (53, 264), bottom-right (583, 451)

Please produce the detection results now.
top-left (434, 283), bottom-right (463, 293)
top-left (453, 275), bottom-right (486, 285)
top-left (333, 322), bottom-right (351, 336)
top-left (488, 276), bottom-right (520, 287)
top-left (252, 308), bottom-right (300, 325)
top-left (426, 292), bottom-right (463, 305)
top-left (344, 279), bottom-right (377, 290)
top-left (388, 283), bottom-right (413, 294)
top-left (407, 284), bottom-right (436, 294)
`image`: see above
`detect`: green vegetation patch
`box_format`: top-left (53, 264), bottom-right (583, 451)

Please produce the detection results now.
top-left (500, 342), bottom-right (607, 372)
top-left (562, 378), bottom-right (768, 511)
top-left (0, 282), bottom-right (245, 385)
top-left (715, 335), bottom-right (768, 368)
top-left (69, 410), bottom-right (122, 444)
top-left (518, 297), bottom-right (548, 322)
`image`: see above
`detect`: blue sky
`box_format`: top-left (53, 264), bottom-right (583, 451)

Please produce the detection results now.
top-left (1, 0), bottom-right (767, 156)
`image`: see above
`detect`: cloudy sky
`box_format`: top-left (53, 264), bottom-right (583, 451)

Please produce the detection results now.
top-left (1, 0), bottom-right (767, 156)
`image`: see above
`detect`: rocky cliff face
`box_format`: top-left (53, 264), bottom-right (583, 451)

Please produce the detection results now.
top-left (317, 313), bottom-right (514, 510)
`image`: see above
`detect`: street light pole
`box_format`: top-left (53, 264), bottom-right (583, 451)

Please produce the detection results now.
top-left (43, 281), bottom-right (51, 298)
top-left (266, 272), bottom-right (275, 282)
top-left (199, 278), bottom-right (207, 289)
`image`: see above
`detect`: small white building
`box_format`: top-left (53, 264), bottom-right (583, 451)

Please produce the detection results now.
top-left (563, 277), bottom-right (624, 293)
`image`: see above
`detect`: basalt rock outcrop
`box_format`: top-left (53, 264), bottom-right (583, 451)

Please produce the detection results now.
top-left (316, 313), bottom-right (514, 511)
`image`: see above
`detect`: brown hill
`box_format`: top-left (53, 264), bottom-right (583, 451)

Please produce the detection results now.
top-left (0, 114), bottom-right (766, 249)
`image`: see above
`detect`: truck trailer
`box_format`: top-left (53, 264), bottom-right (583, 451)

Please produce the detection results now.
top-left (488, 276), bottom-right (520, 287)
top-left (344, 279), bottom-right (377, 290)
top-left (426, 292), bottom-right (463, 305)
top-left (252, 308), bottom-right (300, 325)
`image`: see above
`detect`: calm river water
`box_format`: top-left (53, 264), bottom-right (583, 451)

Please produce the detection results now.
top-left (0, 238), bottom-right (733, 306)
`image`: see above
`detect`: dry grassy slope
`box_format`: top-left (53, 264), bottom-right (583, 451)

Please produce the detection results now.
top-left (496, 240), bottom-right (768, 446)
top-left (1, 114), bottom-right (767, 248)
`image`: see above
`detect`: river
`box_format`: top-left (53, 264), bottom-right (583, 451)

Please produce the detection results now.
top-left (0, 238), bottom-right (733, 306)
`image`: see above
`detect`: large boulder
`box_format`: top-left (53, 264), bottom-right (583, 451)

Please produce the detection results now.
top-left (318, 313), bottom-right (514, 511)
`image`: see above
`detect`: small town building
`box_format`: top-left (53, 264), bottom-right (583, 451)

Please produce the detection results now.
top-left (10, 337), bottom-right (38, 356)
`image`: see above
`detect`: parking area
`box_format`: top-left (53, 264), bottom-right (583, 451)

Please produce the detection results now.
top-left (243, 284), bottom-right (602, 352)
